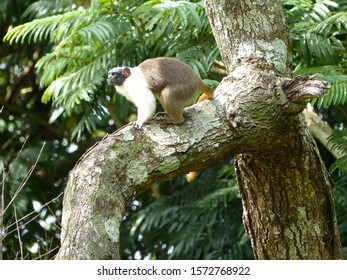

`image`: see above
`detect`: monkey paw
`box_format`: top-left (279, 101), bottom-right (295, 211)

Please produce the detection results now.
top-left (154, 112), bottom-right (166, 118)
top-left (153, 112), bottom-right (168, 122)
top-left (133, 121), bottom-right (143, 128)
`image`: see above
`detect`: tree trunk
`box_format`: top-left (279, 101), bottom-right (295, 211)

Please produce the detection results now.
top-left (56, 0), bottom-right (343, 259)
top-left (204, 0), bottom-right (342, 259)
top-left (234, 125), bottom-right (341, 259)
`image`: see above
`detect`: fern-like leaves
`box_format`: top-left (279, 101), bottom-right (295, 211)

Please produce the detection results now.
top-left (125, 166), bottom-right (252, 260)
top-left (287, 0), bottom-right (347, 110)
top-left (329, 129), bottom-right (347, 175)
top-left (4, 0), bottom-right (217, 139)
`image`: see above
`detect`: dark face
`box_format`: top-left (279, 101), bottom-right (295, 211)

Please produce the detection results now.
top-left (107, 67), bottom-right (130, 86)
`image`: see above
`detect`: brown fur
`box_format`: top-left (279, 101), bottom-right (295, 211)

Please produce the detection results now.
top-left (139, 57), bottom-right (213, 123)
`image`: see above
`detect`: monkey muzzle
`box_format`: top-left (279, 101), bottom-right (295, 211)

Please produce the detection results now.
top-left (107, 74), bottom-right (116, 86)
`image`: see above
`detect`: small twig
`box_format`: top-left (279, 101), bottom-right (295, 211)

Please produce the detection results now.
top-left (46, 203), bottom-right (63, 230)
top-left (3, 192), bottom-right (63, 238)
top-left (14, 205), bottom-right (23, 260)
top-left (33, 245), bottom-right (59, 260)
top-left (0, 163), bottom-right (4, 260)
top-left (46, 204), bottom-right (72, 255)
top-left (0, 137), bottom-right (29, 186)
top-left (2, 142), bottom-right (46, 215)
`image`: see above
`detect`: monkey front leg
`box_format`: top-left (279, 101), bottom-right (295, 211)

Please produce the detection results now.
top-left (134, 95), bottom-right (157, 127)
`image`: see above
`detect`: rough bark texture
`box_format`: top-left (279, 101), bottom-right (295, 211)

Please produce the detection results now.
top-left (204, 0), bottom-right (291, 76)
top-left (204, 0), bottom-right (342, 259)
top-left (56, 0), bottom-right (343, 259)
top-left (56, 103), bottom-right (234, 259)
top-left (234, 121), bottom-right (341, 259)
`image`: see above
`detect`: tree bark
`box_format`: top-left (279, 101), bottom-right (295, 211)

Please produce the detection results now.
top-left (204, 0), bottom-right (342, 259)
top-left (234, 123), bottom-right (341, 259)
top-left (56, 0), bottom-right (343, 259)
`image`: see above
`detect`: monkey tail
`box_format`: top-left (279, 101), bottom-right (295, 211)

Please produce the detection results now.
top-left (186, 171), bottom-right (198, 182)
top-left (186, 83), bottom-right (214, 183)
top-left (197, 83), bottom-right (214, 102)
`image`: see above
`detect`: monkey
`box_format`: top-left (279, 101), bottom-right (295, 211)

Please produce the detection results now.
top-left (107, 57), bottom-right (213, 182)
top-left (107, 57), bottom-right (213, 127)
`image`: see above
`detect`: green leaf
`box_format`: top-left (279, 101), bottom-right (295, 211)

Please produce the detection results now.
top-left (330, 156), bottom-right (347, 176)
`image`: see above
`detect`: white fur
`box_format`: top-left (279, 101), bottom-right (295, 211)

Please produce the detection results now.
top-left (115, 67), bottom-right (156, 126)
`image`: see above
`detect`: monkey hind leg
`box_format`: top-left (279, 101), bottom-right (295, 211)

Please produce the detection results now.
top-left (197, 83), bottom-right (214, 102)
top-left (166, 106), bottom-right (185, 124)
top-left (160, 89), bottom-right (185, 124)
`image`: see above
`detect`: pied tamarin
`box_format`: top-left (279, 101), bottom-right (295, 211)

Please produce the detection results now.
top-left (107, 57), bottom-right (213, 126)
top-left (107, 57), bottom-right (213, 182)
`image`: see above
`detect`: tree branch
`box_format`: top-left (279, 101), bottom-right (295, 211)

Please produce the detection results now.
top-left (304, 103), bottom-right (344, 159)
top-left (282, 75), bottom-right (329, 102)
top-left (56, 64), bottom-right (330, 259)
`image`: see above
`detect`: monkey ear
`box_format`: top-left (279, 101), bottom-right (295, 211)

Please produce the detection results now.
top-left (122, 67), bottom-right (131, 77)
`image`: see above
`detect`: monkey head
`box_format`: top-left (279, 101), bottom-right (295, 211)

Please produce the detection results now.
top-left (107, 67), bottom-right (131, 86)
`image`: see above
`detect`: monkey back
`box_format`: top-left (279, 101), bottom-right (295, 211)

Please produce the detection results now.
top-left (138, 57), bottom-right (203, 101)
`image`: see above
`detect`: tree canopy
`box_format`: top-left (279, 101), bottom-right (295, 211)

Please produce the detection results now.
top-left (1, 0), bottom-right (347, 259)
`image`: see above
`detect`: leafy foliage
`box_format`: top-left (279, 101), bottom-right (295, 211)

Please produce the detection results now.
top-left (329, 128), bottom-right (347, 175)
top-left (284, 0), bottom-right (347, 108)
top-left (121, 164), bottom-right (253, 260)
top-left (0, 0), bottom-right (103, 259)
top-left (4, 0), bottom-right (217, 140)
top-left (22, 0), bottom-right (74, 20)
top-left (283, 0), bottom-right (347, 179)
top-left (1, 0), bottom-right (220, 260)
top-left (334, 174), bottom-right (347, 256)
